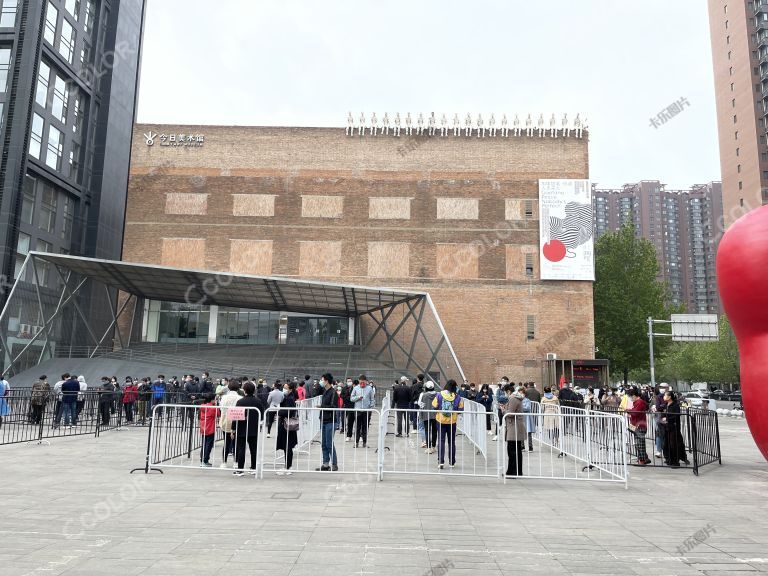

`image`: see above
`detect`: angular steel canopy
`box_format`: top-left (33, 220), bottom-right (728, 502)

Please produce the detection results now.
top-left (29, 252), bottom-right (424, 316)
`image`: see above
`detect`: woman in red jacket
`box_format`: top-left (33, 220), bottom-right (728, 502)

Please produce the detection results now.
top-left (626, 387), bottom-right (650, 465)
top-left (122, 378), bottom-right (139, 424)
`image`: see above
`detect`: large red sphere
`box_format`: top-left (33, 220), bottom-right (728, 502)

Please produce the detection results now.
top-left (717, 204), bottom-right (768, 461)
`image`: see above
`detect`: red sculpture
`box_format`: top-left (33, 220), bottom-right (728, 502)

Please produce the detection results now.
top-left (716, 204), bottom-right (768, 461)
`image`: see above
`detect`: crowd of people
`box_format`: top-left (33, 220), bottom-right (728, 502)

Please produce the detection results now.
top-left (4, 370), bottom-right (695, 475)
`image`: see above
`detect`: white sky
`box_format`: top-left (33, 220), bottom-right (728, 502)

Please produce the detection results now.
top-left (136, 0), bottom-right (720, 189)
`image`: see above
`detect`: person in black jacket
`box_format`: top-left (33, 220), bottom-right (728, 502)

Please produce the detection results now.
top-left (276, 382), bottom-right (298, 474)
top-left (341, 378), bottom-right (355, 441)
top-left (232, 381), bottom-right (267, 476)
top-left (393, 376), bottom-right (412, 436)
top-left (316, 373), bottom-right (339, 471)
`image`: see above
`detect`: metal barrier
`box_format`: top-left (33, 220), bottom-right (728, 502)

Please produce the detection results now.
top-left (295, 395), bottom-right (322, 449)
top-left (261, 406), bottom-right (381, 478)
top-left (457, 398), bottom-right (488, 458)
top-left (504, 403), bottom-right (629, 486)
top-left (147, 403), bottom-right (261, 475)
top-left (595, 405), bottom-right (721, 475)
top-left (379, 408), bottom-right (499, 478)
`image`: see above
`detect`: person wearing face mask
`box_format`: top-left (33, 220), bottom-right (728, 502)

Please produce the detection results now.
top-left (275, 382), bottom-right (298, 474)
top-left (350, 375), bottom-right (375, 448)
top-left (503, 386), bottom-right (527, 477)
top-left (601, 388), bottom-right (620, 408)
top-left (341, 379), bottom-right (355, 442)
top-left (265, 381), bottom-right (284, 438)
top-left (626, 386), bottom-right (650, 466)
top-left (316, 373), bottom-right (339, 472)
top-left (541, 386), bottom-right (560, 448)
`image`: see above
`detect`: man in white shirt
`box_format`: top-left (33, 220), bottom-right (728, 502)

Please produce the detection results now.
top-left (265, 381), bottom-right (284, 438)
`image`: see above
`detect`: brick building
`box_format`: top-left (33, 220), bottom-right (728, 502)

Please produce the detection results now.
top-left (124, 124), bottom-right (595, 382)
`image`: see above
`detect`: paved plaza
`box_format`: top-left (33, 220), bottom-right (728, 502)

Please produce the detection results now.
top-left (0, 416), bottom-right (766, 576)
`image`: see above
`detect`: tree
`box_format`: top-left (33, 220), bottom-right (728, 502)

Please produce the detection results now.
top-left (594, 226), bottom-right (676, 385)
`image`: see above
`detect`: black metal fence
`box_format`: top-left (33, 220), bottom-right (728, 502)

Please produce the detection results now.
top-left (0, 389), bottom-right (183, 446)
top-left (594, 405), bottom-right (721, 475)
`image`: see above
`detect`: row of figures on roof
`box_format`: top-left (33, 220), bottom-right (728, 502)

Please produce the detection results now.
top-left (345, 112), bottom-right (587, 138)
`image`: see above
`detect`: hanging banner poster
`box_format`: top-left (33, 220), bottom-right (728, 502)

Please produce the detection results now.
top-left (538, 179), bottom-right (594, 281)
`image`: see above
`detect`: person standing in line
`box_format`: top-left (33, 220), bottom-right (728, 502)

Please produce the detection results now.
top-left (651, 383), bottom-right (670, 459)
top-left (98, 377), bottom-right (115, 426)
top-left (661, 390), bottom-right (689, 468)
top-left (51, 374), bottom-right (67, 428)
top-left (493, 379), bottom-right (510, 441)
top-left (137, 378), bottom-right (151, 424)
top-left (151, 375), bottom-right (167, 419)
top-left (342, 378), bottom-right (356, 442)
top-left (432, 380), bottom-right (464, 469)
top-left (504, 385), bottom-right (527, 477)
top-left (601, 387), bottom-right (620, 409)
top-left (418, 381), bottom-right (438, 454)
top-left (265, 381), bottom-right (284, 438)
top-left (122, 377), bottom-right (138, 424)
top-left (219, 381), bottom-right (243, 467)
top-left (75, 376), bottom-right (88, 424)
top-left (0, 375), bottom-right (10, 429)
top-left (233, 381), bottom-right (266, 476)
top-left (541, 386), bottom-right (560, 448)
top-left (409, 375), bottom-right (424, 434)
top-left (303, 375), bottom-right (312, 400)
top-left (296, 380), bottom-right (307, 401)
top-left (60, 374), bottom-right (79, 428)
top-left (393, 376), bottom-right (412, 437)
top-left (350, 374), bottom-right (375, 448)
top-left (30, 375), bottom-right (50, 425)
top-left (316, 373), bottom-right (339, 471)
top-left (276, 381), bottom-right (298, 475)
top-left (626, 387), bottom-right (650, 465)
top-left (476, 383), bottom-right (494, 435)
top-left (198, 393), bottom-right (219, 467)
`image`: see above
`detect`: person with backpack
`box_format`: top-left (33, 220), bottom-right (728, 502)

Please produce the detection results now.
top-left (122, 377), bottom-right (138, 424)
top-left (418, 381), bottom-right (438, 453)
top-left (432, 379), bottom-right (464, 469)
top-left (30, 375), bottom-right (50, 425)
top-left (493, 379), bottom-right (510, 441)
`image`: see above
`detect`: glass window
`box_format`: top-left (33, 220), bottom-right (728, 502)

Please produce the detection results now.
top-left (21, 174), bottom-right (36, 225)
top-left (84, 0), bottom-right (95, 36)
top-left (59, 19), bottom-right (75, 64)
top-left (61, 194), bottom-right (73, 241)
top-left (35, 60), bottom-right (50, 107)
top-left (65, 0), bottom-right (80, 21)
top-left (14, 231), bottom-right (30, 280)
top-left (0, 48), bottom-right (10, 93)
top-left (29, 113), bottom-right (44, 159)
top-left (526, 315), bottom-right (535, 340)
top-left (39, 183), bottom-right (57, 233)
top-left (68, 141), bottom-right (80, 182)
top-left (72, 90), bottom-right (82, 134)
top-left (45, 125), bottom-right (63, 170)
top-left (51, 75), bottom-right (69, 122)
top-left (44, 2), bottom-right (58, 45)
top-left (0, 0), bottom-right (18, 28)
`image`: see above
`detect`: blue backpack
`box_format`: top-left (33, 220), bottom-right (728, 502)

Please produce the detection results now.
top-left (439, 393), bottom-right (461, 418)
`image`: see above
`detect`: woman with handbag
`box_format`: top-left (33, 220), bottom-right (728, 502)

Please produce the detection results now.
top-left (276, 381), bottom-right (298, 475)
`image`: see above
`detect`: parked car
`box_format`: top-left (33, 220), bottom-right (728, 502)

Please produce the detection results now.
top-left (726, 392), bottom-right (742, 403)
top-left (681, 391), bottom-right (707, 408)
top-left (710, 390), bottom-right (727, 400)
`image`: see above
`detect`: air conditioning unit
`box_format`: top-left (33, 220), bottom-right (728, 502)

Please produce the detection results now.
top-left (19, 323), bottom-right (31, 334)
top-left (546, 352), bottom-right (557, 360)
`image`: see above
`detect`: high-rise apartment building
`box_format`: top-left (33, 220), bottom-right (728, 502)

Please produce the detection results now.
top-left (0, 1), bottom-right (145, 365)
top-left (708, 0), bottom-right (768, 226)
top-left (593, 181), bottom-right (723, 314)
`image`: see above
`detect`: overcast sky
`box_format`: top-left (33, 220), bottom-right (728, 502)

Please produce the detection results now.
top-left (136, 0), bottom-right (720, 189)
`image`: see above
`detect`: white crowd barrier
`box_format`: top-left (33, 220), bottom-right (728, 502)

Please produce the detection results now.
top-left (141, 399), bottom-right (629, 486)
top-left (498, 401), bottom-right (628, 486)
top-left (295, 395), bottom-right (322, 449)
top-left (457, 397), bottom-right (489, 458)
top-left (379, 408), bottom-right (498, 478)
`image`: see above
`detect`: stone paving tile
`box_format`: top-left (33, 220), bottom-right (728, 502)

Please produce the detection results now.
top-left (2, 418), bottom-right (768, 576)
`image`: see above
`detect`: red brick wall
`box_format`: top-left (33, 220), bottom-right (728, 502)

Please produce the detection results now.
top-left (125, 125), bottom-right (594, 382)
